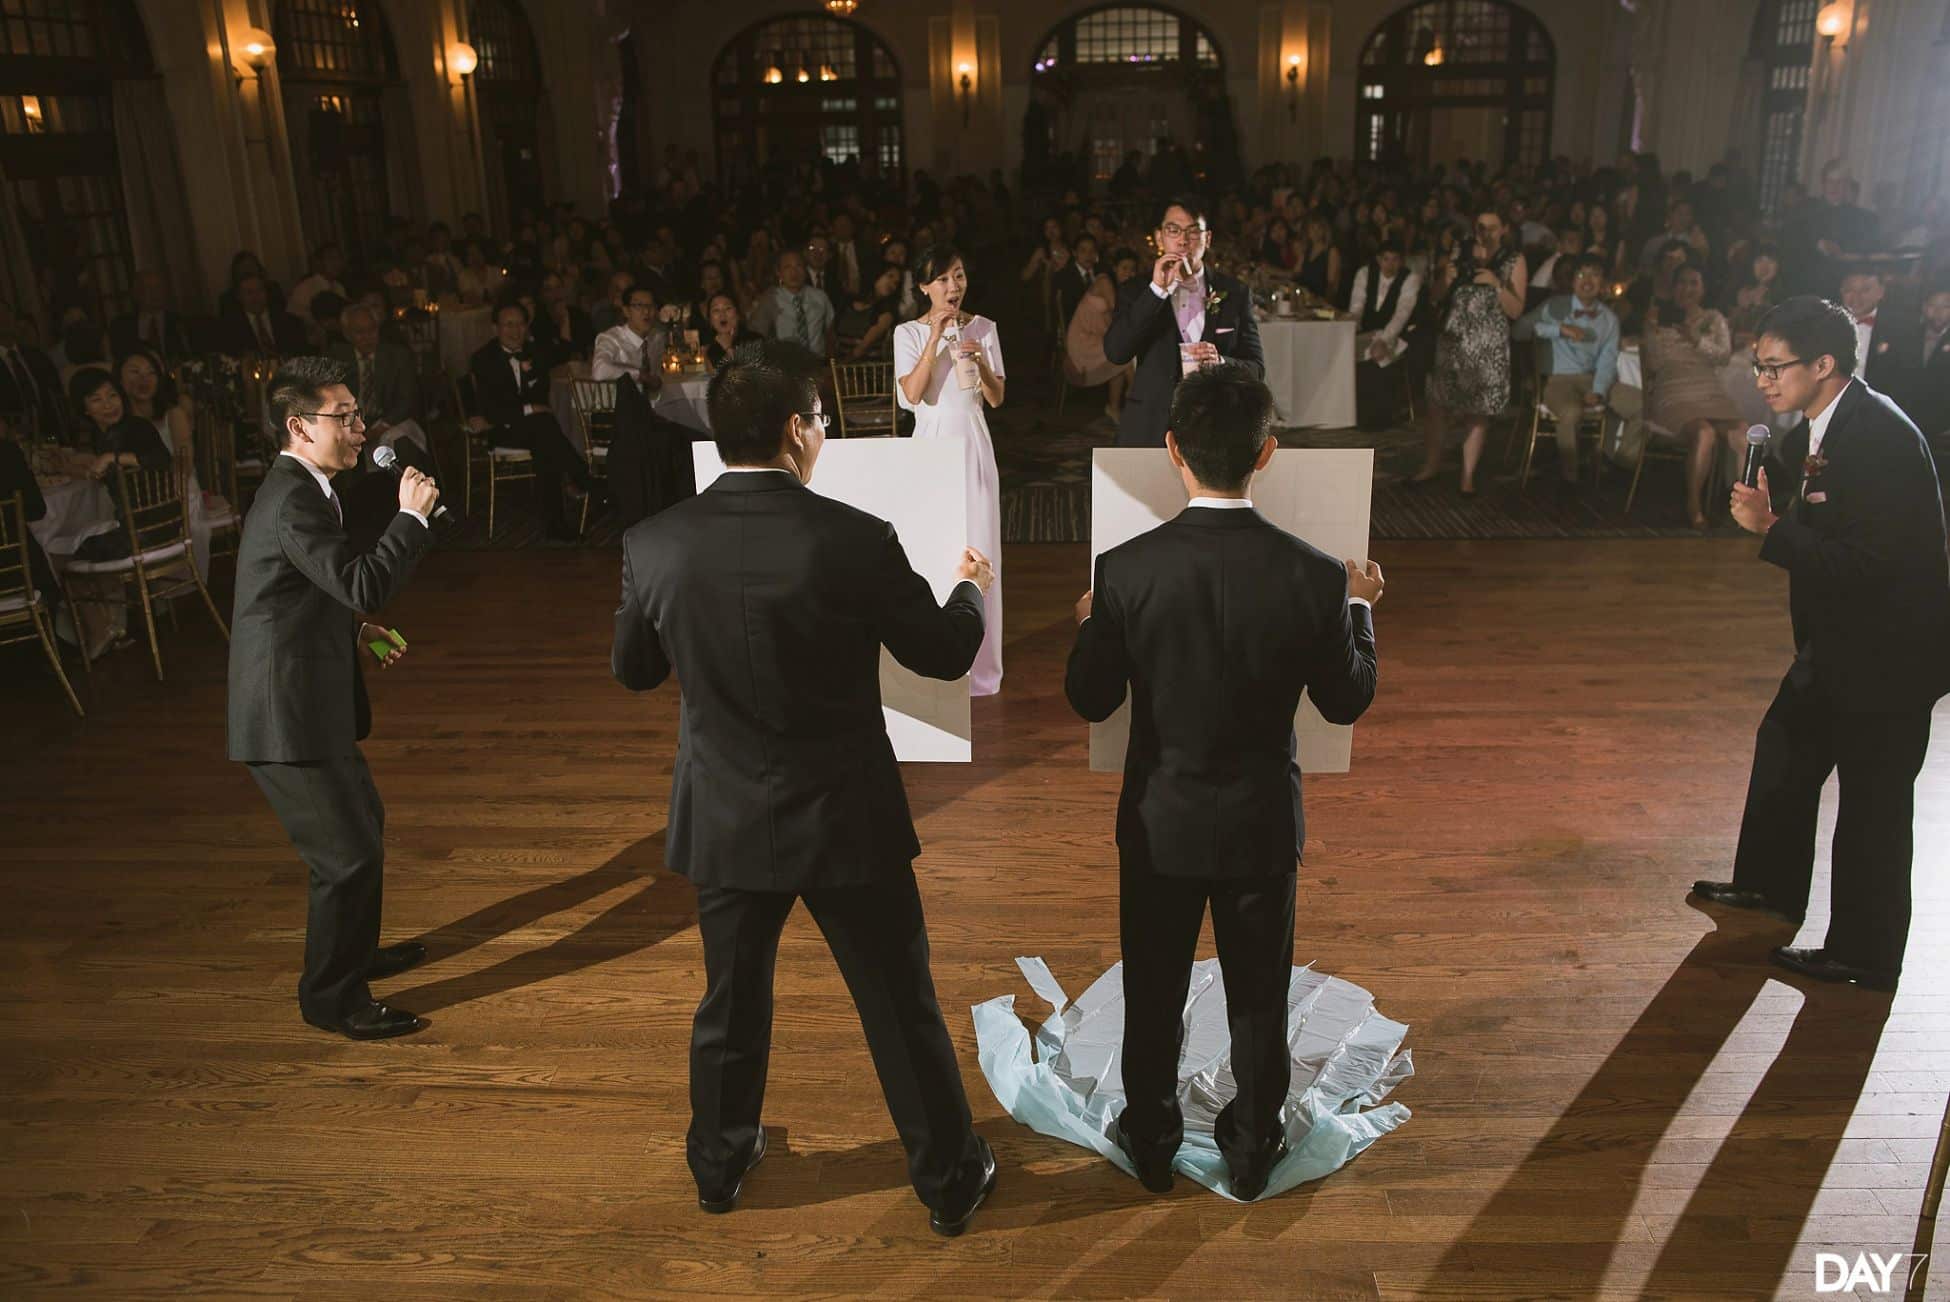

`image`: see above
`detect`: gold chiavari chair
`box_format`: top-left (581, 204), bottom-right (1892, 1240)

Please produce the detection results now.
top-left (0, 491), bottom-right (82, 716)
top-left (64, 462), bottom-right (229, 682)
top-left (453, 373), bottom-right (534, 539)
top-left (192, 402), bottom-right (243, 560)
top-left (1515, 343), bottom-right (1605, 494)
top-left (570, 377), bottom-right (617, 533)
top-left (829, 359), bottom-right (898, 437)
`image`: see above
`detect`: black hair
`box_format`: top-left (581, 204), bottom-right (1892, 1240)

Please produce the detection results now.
top-left (1109, 245), bottom-right (1140, 267)
top-left (309, 290), bottom-right (345, 325)
top-left (912, 243), bottom-right (963, 287)
top-left (1154, 195), bottom-right (1209, 230)
top-left (706, 339), bottom-right (823, 465)
top-left (1166, 363), bottom-right (1274, 492)
top-left (1757, 295), bottom-right (1859, 378)
top-left (492, 296), bottom-right (531, 324)
top-left (1376, 239), bottom-right (1405, 258)
top-left (266, 355), bottom-right (353, 449)
top-left (1572, 253), bottom-right (1610, 277)
top-left (67, 366), bottom-right (121, 431)
top-left (115, 346), bottom-right (180, 414)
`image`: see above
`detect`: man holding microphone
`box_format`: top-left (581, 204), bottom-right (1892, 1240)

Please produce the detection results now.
top-left (228, 357), bottom-right (441, 1039)
top-left (1693, 297), bottom-right (1950, 992)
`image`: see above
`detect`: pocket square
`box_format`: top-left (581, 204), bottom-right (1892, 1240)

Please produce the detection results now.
top-left (1805, 491), bottom-right (1828, 503)
top-left (1214, 327), bottom-right (1235, 335)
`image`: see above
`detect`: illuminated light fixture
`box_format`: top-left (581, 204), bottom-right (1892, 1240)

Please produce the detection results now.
top-left (239, 26), bottom-right (276, 67)
top-left (449, 41), bottom-right (478, 77)
top-left (1285, 53), bottom-right (1303, 123)
top-left (796, 66), bottom-right (811, 83)
top-left (20, 95), bottom-right (43, 132)
top-left (1815, 3), bottom-right (1848, 37)
top-left (958, 60), bottom-right (973, 126)
top-left (819, 63), bottom-right (837, 81)
top-left (1423, 41), bottom-right (1445, 66)
top-left (825, 0), bottom-right (858, 15)
top-left (763, 63), bottom-right (784, 84)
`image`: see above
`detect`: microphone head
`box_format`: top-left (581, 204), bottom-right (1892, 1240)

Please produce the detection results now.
top-left (1745, 423), bottom-right (1771, 447)
top-left (370, 444), bottom-right (398, 470)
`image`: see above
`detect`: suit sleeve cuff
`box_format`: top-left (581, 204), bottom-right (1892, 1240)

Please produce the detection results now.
top-left (399, 508), bottom-right (430, 528)
top-left (1348, 596), bottom-right (1373, 610)
top-left (1148, 281), bottom-right (1171, 301)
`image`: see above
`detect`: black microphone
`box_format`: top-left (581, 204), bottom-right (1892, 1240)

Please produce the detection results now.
top-left (370, 444), bottom-right (449, 520)
top-left (1741, 424), bottom-right (1770, 489)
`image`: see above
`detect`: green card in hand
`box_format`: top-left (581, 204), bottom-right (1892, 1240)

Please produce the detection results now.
top-left (367, 627), bottom-right (407, 663)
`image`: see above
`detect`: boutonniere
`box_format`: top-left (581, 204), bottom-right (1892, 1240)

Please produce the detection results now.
top-left (1803, 451), bottom-right (1828, 479)
top-left (1876, 340), bottom-right (1890, 354)
top-left (519, 358), bottom-right (533, 373)
top-left (1205, 288), bottom-right (1227, 315)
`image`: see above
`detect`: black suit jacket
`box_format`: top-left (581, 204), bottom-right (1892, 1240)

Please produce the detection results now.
top-left (108, 311), bottom-right (195, 362)
top-left (468, 340), bottom-right (551, 429)
top-left (226, 456), bottom-right (433, 762)
top-left (217, 305), bottom-right (308, 358)
top-left (1053, 262), bottom-right (1098, 332)
top-left (1761, 380), bottom-right (1950, 714)
top-left (1884, 324), bottom-right (1950, 439)
top-left (329, 339), bottom-right (422, 429)
top-left (1103, 268), bottom-right (1264, 447)
top-left (612, 470), bottom-right (985, 891)
top-left (0, 343), bottom-right (66, 441)
top-left (1066, 506), bottom-right (1377, 878)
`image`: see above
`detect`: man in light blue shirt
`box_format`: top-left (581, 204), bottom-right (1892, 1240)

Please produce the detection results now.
top-left (1517, 254), bottom-right (1624, 485)
top-left (765, 249), bottom-right (835, 357)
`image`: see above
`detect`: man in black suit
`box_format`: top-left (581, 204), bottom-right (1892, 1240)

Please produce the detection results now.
top-left (1695, 296), bottom-right (1950, 991)
top-left (108, 270), bottom-right (195, 362)
top-left (330, 303), bottom-right (438, 547)
top-left (1103, 197), bottom-right (1263, 447)
top-left (218, 272), bottom-right (308, 358)
top-left (466, 301), bottom-right (594, 542)
top-left (612, 341), bottom-right (1000, 1234)
top-left (227, 356), bottom-right (442, 1040)
top-left (0, 301), bottom-right (66, 442)
top-left (1065, 364), bottom-right (1383, 1200)
top-left (1886, 286), bottom-right (1950, 444)
top-left (1052, 233), bottom-right (1101, 333)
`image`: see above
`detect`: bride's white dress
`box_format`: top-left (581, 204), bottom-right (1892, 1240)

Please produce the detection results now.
top-left (894, 315), bottom-right (1005, 696)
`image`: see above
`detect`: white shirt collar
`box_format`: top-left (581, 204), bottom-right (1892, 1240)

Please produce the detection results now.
top-left (721, 465), bottom-right (797, 475)
top-left (1187, 496), bottom-right (1253, 509)
top-left (279, 449), bottom-right (336, 498)
top-left (1806, 378), bottom-right (1853, 455)
top-left (610, 322), bottom-right (648, 350)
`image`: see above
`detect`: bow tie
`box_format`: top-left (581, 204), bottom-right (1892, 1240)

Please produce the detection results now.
top-left (1857, 313), bottom-right (1876, 326)
top-left (1572, 308), bottom-right (1600, 319)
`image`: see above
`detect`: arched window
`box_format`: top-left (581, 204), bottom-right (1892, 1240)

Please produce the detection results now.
top-left (0, 0), bottom-right (152, 331)
top-left (471, 0), bottom-right (547, 228)
top-left (1356, 1), bottom-right (1555, 169)
top-left (712, 12), bottom-right (902, 188)
top-left (1026, 5), bottom-right (1232, 188)
top-left (276, 0), bottom-right (401, 266)
top-left (1750, 0), bottom-right (1816, 210)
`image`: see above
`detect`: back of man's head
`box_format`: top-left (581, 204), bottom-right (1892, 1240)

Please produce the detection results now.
top-left (707, 339), bottom-right (823, 465)
top-left (1167, 363), bottom-right (1275, 492)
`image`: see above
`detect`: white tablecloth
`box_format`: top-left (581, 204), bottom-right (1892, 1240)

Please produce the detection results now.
top-left (654, 375), bottom-right (712, 434)
top-left (30, 472), bottom-right (213, 580)
top-left (439, 305), bottom-right (495, 378)
top-left (1257, 316), bottom-right (1357, 429)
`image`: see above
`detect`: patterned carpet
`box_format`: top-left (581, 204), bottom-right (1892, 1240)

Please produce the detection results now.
top-left (430, 376), bottom-right (1731, 550)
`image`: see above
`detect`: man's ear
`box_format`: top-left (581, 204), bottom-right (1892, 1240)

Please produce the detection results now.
top-left (1164, 430), bottom-right (1185, 469)
top-left (1254, 433), bottom-right (1277, 471)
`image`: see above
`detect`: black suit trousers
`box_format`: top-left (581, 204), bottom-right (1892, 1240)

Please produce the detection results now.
top-left (687, 865), bottom-right (986, 1212)
top-left (493, 413), bottom-right (591, 528)
top-left (1731, 668), bottom-right (1931, 976)
top-left (1118, 862), bottom-right (1296, 1178)
top-left (247, 752), bottom-right (386, 1022)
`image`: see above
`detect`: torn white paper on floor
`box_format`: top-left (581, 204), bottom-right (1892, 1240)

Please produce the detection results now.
top-left (972, 957), bottom-right (1413, 1201)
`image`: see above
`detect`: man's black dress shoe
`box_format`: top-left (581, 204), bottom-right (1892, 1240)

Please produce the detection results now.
top-left (367, 941), bottom-right (427, 980)
top-left (697, 1128), bottom-right (767, 1214)
top-left (1770, 946), bottom-right (1899, 992)
top-left (930, 1138), bottom-right (998, 1237)
top-left (308, 1001), bottom-right (427, 1041)
top-left (1690, 881), bottom-right (1804, 925)
top-left (1112, 1116), bottom-right (1174, 1193)
top-left (1229, 1136), bottom-right (1290, 1203)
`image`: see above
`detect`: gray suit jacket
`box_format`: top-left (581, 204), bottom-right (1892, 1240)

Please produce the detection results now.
top-left (329, 339), bottom-right (422, 428)
top-left (227, 455), bottom-right (432, 763)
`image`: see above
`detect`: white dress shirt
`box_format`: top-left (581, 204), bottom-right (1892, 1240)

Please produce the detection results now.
top-left (1150, 266), bottom-right (1208, 341)
top-left (1853, 316), bottom-right (1877, 376)
top-left (280, 450), bottom-right (429, 528)
top-left (1349, 267), bottom-right (1421, 365)
top-left (1186, 495), bottom-right (1371, 608)
top-left (1805, 377), bottom-right (1853, 461)
top-left (592, 323), bottom-right (661, 382)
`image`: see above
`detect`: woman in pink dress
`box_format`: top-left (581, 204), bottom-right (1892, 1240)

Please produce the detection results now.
top-left (1064, 269), bottom-right (1133, 422)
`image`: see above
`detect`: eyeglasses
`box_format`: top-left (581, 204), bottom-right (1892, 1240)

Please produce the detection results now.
top-left (799, 411), bottom-right (830, 431)
top-left (297, 409), bottom-right (364, 428)
top-left (1158, 222), bottom-right (1206, 239)
top-left (1752, 357), bottom-right (1807, 382)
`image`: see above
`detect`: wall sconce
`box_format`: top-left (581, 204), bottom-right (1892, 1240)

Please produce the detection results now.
top-left (1423, 41), bottom-right (1445, 67)
top-left (239, 27), bottom-right (276, 67)
top-left (449, 41), bottom-right (478, 79)
top-left (1815, 2), bottom-right (1849, 40)
top-left (763, 62), bottom-right (784, 85)
top-left (796, 65), bottom-right (811, 84)
top-left (1285, 53), bottom-right (1302, 123)
top-left (958, 61), bottom-right (973, 126)
top-left (818, 64), bottom-right (837, 82)
top-left (20, 95), bottom-right (43, 133)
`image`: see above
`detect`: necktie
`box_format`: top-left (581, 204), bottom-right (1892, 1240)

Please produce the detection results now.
top-left (1174, 281), bottom-right (1201, 339)
top-left (6, 347), bottom-right (34, 402)
top-left (358, 355), bottom-right (374, 404)
top-left (327, 487), bottom-right (342, 527)
top-left (254, 314), bottom-right (275, 354)
top-left (793, 293), bottom-right (810, 348)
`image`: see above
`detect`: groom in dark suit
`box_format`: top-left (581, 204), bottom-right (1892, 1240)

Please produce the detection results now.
top-left (1103, 196), bottom-right (1264, 448)
top-left (612, 341), bottom-right (1001, 1235)
top-left (1694, 296), bottom-right (1950, 991)
top-left (1065, 364), bottom-right (1382, 1199)
top-left (227, 356), bottom-right (442, 1040)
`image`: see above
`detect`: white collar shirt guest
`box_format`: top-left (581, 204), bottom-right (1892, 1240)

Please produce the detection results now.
top-left (1853, 313), bottom-right (1877, 375)
top-left (837, 242), bottom-right (859, 294)
top-left (1348, 266), bottom-right (1422, 352)
top-left (768, 284), bottom-right (835, 354)
top-left (592, 322), bottom-right (664, 383)
top-left (1149, 266), bottom-right (1209, 342)
top-left (1183, 495), bottom-right (1374, 609)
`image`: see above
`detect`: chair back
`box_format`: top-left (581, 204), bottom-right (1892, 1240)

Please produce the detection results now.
top-left (829, 359), bottom-right (898, 437)
top-left (401, 312), bottom-right (441, 376)
top-left (192, 400), bottom-right (242, 509)
top-left (453, 372), bottom-right (480, 427)
top-left (110, 461), bottom-right (192, 570)
top-left (571, 378), bottom-right (618, 457)
top-left (0, 491), bottom-right (35, 622)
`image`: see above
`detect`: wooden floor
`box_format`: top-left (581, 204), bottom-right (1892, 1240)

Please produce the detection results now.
top-left (3, 537), bottom-right (1948, 1300)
